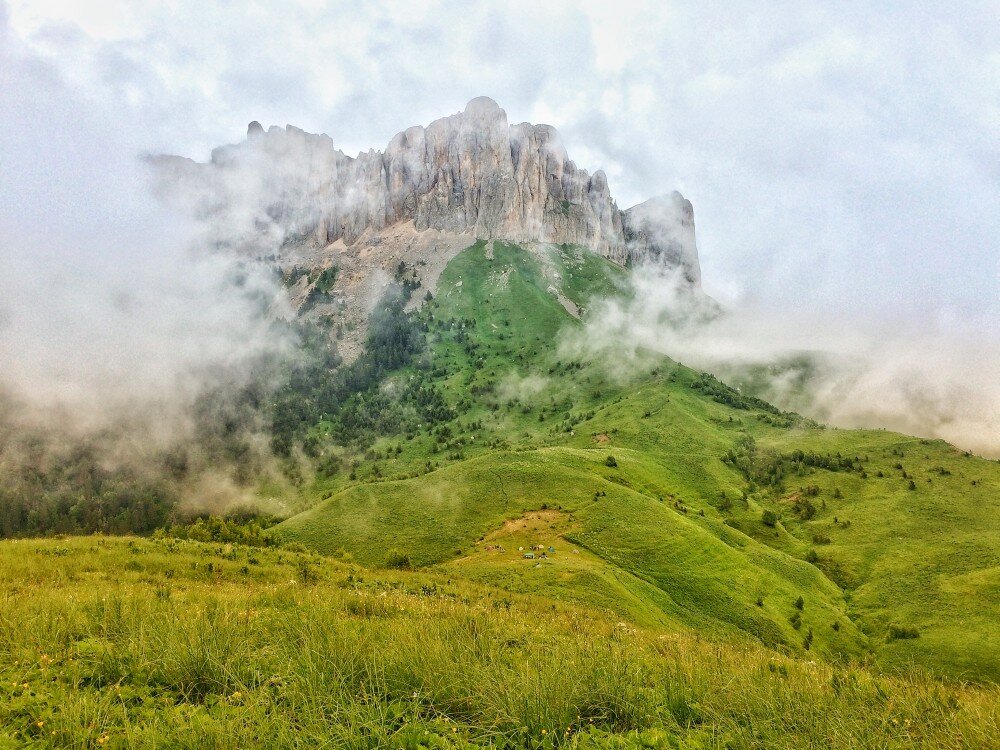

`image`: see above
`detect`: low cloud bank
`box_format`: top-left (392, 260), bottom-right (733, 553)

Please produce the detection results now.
top-left (0, 18), bottom-right (294, 517)
top-left (562, 265), bottom-right (1000, 457)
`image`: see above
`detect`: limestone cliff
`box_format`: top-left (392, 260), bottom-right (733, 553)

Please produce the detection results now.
top-left (151, 97), bottom-right (700, 284)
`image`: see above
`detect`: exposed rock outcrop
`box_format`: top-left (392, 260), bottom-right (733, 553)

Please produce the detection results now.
top-left (622, 192), bottom-right (701, 284)
top-left (151, 97), bottom-right (701, 283)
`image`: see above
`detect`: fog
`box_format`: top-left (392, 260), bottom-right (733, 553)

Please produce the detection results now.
top-left (562, 264), bottom-right (1000, 457)
top-left (0, 16), bottom-right (292, 513)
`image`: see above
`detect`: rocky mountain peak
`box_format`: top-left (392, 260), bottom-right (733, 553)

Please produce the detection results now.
top-left (623, 192), bottom-right (700, 284)
top-left (151, 98), bottom-right (701, 284)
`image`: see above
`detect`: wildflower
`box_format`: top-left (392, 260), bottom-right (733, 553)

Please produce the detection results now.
top-left (36, 721), bottom-right (44, 728)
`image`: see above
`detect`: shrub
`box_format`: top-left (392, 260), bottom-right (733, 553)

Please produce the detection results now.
top-left (296, 558), bottom-right (319, 585)
top-left (385, 549), bottom-right (413, 569)
top-left (795, 498), bottom-right (817, 520)
top-left (794, 596), bottom-right (805, 610)
top-left (604, 455), bottom-right (618, 468)
top-left (762, 510), bottom-right (778, 528)
top-left (888, 625), bottom-right (920, 641)
top-left (805, 549), bottom-right (819, 564)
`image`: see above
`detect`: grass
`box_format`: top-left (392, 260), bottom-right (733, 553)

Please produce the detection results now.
top-left (278, 446), bottom-right (867, 659)
top-left (276, 241), bottom-right (1000, 683)
top-left (1, 536), bottom-right (997, 748)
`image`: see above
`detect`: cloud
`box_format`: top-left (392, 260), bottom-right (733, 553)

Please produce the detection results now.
top-left (0, 7), bottom-right (291, 505)
top-left (566, 264), bottom-right (1000, 457)
top-left (497, 372), bottom-right (550, 403)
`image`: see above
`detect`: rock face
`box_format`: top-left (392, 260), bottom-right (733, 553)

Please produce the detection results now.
top-left (151, 97), bottom-right (700, 283)
top-left (622, 193), bottom-right (700, 284)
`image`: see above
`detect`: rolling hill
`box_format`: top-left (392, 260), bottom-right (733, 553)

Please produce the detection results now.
top-left (4, 240), bottom-right (998, 748)
top-left (274, 240), bottom-right (1000, 683)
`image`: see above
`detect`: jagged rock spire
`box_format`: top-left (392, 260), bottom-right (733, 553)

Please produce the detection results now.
top-left (151, 98), bottom-right (700, 283)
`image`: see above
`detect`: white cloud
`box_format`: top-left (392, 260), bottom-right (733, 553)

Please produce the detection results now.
top-left (0, 10), bottom-right (287, 440)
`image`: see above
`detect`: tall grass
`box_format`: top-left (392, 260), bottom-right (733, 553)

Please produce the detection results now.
top-left (1, 537), bottom-right (997, 748)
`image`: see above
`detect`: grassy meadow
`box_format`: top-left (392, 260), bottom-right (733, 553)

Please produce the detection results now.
top-left (1, 536), bottom-right (998, 748)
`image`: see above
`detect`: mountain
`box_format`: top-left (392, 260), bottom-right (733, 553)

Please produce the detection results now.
top-left (154, 97), bottom-right (700, 283)
top-left (153, 97), bottom-right (700, 280)
top-left (151, 98), bottom-right (700, 353)
top-left (131, 99), bottom-right (1000, 683)
top-left (272, 240), bottom-right (1000, 683)
top-left (4, 99), bottom-right (999, 747)
top-left (6, 240), bottom-right (999, 748)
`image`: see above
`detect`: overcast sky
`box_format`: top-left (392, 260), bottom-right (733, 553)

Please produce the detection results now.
top-left (2, 1), bottom-right (999, 446)
top-left (5, 0), bottom-right (998, 320)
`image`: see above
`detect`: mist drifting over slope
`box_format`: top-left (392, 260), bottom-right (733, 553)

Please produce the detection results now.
top-left (562, 265), bottom-right (1000, 457)
top-left (0, 12), bottom-right (292, 516)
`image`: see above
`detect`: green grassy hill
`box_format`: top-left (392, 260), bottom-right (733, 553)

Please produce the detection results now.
top-left (275, 241), bottom-right (1000, 683)
top-left (1, 536), bottom-right (997, 749)
top-left (5, 241), bottom-right (999, 746)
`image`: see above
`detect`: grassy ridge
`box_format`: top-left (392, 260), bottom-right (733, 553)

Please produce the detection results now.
top-left (751, 430), bottom-right (1000, 680)
top-left (282, 447), bottom-right (864, 658)
top-left (1, 536), bottom-right (997, 749)
top-left (277, 241), bottom-right (1000, 682)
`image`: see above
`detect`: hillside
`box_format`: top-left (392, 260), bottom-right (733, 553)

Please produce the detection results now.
top-left (4, 241), bottom-right (999, 748)
top-left (1, 535), bottom-right (997, 749)
top-left (5, 97), bottom-right (999, 746)
top-left (274, 240), bottom-right (1000, 682)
